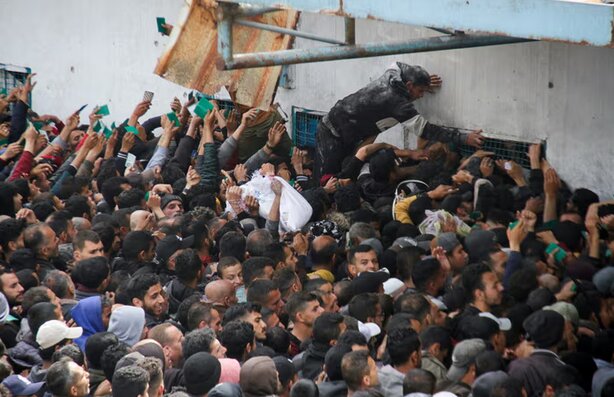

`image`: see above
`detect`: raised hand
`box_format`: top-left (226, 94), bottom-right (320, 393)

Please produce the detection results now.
top-left (543, 168), bottom-right (560, 196)
top-left (240, 108), bottom-right (259, 127)
top-left (266, 122), bottom-right (286, 148)
top-left (186, 166), bottom-right (201, 188)
top-left (121, 132), bottom-right (135, 153)
top-left (466, 129), bottom-right (484, 148)
top-left (233, 163), bottom-right (248, 183)
top-left (428, 74), bottom-right (443, 92)
top-left (18, 73), bottom-right (37, 103)
top-left (271, 179), bottom-right (283, 196)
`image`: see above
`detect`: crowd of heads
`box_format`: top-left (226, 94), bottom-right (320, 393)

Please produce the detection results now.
top-left (0, 68), bottom-right (612, 397)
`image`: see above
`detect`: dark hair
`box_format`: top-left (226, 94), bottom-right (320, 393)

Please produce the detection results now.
top-left (218, 256), bottom-right (241, 277)
top-left (411, 257), bottom-right (442, 293)
top-left (174, 249), bottom-right (202, 283)
top-left (490, 377), bottom-right (524, 397)
top-left (387, 327), bottom-right (420, 366)
top-left (46, 359), bottom-right (77, 397)
top-left (31, 201), bottom-right (56, 222)
top-left (264, 326), bottom-right (290, 355)
top-left (16, 269), bottom-right (39, 291)
top-left (23, 224), bottom-right (53, 257)
top-left (101, 177), bottom-right (129, 207)
top-left (122, 231), bottom-right (154, 262)
top-left (51, 344), bottom-right (85, 366)
top-left (475, 350), bottom-right (505, 377)
top-left (324, 343), bottom-right (353, 381)
top-left (394, 293), bottom-right (430, 321)
top-left (290, 379), bottom-right (319, 397)
top-left (43, 270), bottom-right (71, 299)
top-left (219, 231), bottom-right (246, 262)
top-left (72, 257), bottom-right (110, 290)
top-left (28, 302), bottom-right (58, 336)
top-left (176, 294), bottom-right (202, 331)
top-left (341, 350), bottom-right (371, 391)
top-left (112, 365), bottom-right (150, 397)
top-left (187, 302), bottom-right (215, 332)
top-left (101, 343), bottom-right (132, 381)
top-left (334, 185), bottom-right (362, 213)
top-left (386, 312), bottom-right (415, 333)
top-left (85, 332), bottom-right (119, 369)
top-left (462, 263), bottom-right (492, 303)
top-left (348, 244), bottom-right (376, 264)
top-left (243, 256), bottom-right (275, 286)
top-left (263, 242), bottom-right (286, 266)
top-left (403, 369), bottom-right (435, 395)
top-left (285, 291), bottom-right (319, 322)
top-left (22, 286), bottom-right (52, 314)
top-left (182, 328), bottom-right (217, 360)
top-left (396, 246), bottom-right (423, 282)
top-left (91, 223), bottom-right (116, 254)
top-left (313, 312), bottom-right (344, 345)
top-left (126, 273), bottom-right (160, 303)
top-left (112, 208), bottom-right (132, 229)
top-left (219, 320), bottom-right (254, 361)
top-left (47, 211), bottom-right (72, 238)
top-left (246, 279), bottom-right (277, 306)
top-left (0, 182), bottom-right (19, 217)
top-left (0, 218), bottom-right (27, 252)
top-left (117, 188), bottom-right (145, 209)
top-left (273, 268), bottom-right (299, 296)
top-left (73, 230), bottom-right (101, 251)
top-left (348, 293), bottom-right (379, 323)
top-left (309, 240), bottom-right (337, 266)
top-left (64, 195), bottom-right (91, 218)
top-left (335, 280), bottom-right (353, 307)
top-left (419, 325), bottom-right (452, 351)
top-left (246, 229), bottom-right (273, 257)
top-left (222, 302), bottom-right (262, 326)
top-left (337, 330), bottom-right (367, 348)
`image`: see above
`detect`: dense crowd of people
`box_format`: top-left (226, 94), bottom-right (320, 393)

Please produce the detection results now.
top-left (0, 62), bottom-right (612, 397)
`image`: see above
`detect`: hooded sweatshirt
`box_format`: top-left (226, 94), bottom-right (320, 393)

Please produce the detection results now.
top-left (108, 306), bottom-right (145, 347)
top-left (240, 356), bottom-right (279, 397)
top-left (71, 296), bottom-right (105, 351)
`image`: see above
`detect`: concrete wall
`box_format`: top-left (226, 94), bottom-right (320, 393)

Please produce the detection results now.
top-left (1, 2), bottom-right (612, 197)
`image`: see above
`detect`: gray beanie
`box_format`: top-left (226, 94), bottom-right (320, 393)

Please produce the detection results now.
top-left (435, 232), bottom-right (460, 253)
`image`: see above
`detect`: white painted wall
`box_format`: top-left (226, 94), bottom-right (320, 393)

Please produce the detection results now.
top-left (1, 1), bottom-right (613, 197)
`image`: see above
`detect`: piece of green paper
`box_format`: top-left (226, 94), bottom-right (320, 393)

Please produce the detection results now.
top-left (111, 122), bottom-right (117, 130)
top-left (166, 112), bottom-right (180, 127)
top-left (0, 88), bottom-right (7, 96)
top-left (96, 105), bottom-right (110, 116)
top-left (194, 97), bottom-right (214, 118)
top-left (156, 17), bottom-right (166, 33)
top-left (33, 121), bottom-right (44, 131)
top-left (125, 126), bottom-right (139, 135)
top-left (93, 121), bottom-right (102, 132)
top-left (103, 125), bottom-right (113, 138)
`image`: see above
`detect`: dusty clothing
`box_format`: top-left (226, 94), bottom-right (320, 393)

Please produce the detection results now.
top-left (378, 364), bottom-right (405, 397)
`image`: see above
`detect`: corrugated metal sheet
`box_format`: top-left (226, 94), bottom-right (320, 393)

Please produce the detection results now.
top-left (154, 0), bottom-right (299, 109)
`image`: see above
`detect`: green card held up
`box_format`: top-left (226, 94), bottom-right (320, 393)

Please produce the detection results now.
top-left (125, 126), bottom-right (139, 135)
top-left (111, 122), bottom-right (116, 130)
top-left (0, 88), bottom-right (7, 96)
top-left (166, 112), bottom-right (180, 127)
top-left (103, 125), bottom-right (113, 138)
top-left (194, 97), bottom-right (214, 118)
top-left (33, 121), bottom-right (44, 131)
top-left (93, 121), bottom-right (102, 133)
top-left (96, 105), bottom-right (110, 116)
top-left (156, 17), bottom-right (166, 33)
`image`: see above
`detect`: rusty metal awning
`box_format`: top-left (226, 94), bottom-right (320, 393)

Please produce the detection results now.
top-left (154, 0), bottom-right (299, 109)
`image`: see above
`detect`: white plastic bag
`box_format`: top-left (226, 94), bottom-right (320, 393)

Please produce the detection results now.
top-left (418, 210), bottom-right (472, 237)
top-left (225, 173), bottom-right (312, 232)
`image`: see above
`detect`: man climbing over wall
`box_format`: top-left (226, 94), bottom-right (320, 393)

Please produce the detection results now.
top-left (314, 62), bottom-right (485, 179)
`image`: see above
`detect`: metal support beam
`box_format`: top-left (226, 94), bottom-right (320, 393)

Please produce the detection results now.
top-left (218, 34), bottom-right (531, 70)
top-left (217, 4), bottom-right (235, 62)
top-left (235, 19), bottom-right (346, 45)
top-left (224, 0), bottom-right (614, 47)
top-left (345, 17), bottom-right (355, 45)
top-left (234, 5), bottom-right (279, 17)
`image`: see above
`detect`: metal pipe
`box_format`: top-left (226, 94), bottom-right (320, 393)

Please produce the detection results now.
top-left (234, 5), bottom-right (279, 17)
top-left (345, 17), bottom-right (355, 45)
top-left (219, 34), bottom-right (532, 70)
top-left (217, 5), bottom-right (234, 62)
top-left (235, 19), bottom-right (346, 45)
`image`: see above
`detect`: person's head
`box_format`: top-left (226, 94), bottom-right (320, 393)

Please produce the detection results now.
top-left (187, 302), bottom-right (222, 333)
top-left (52, 344), bottom-right (86, 367)
top-left (204, 280), bottom-right (238, 309)
top-left (247, 279), bottom-right (284, 315)
top-left (285, 291), bottom-right (324, 330)
top-left (348, 293), bottom-right (383, 327)
top-left (47, 211), bottom-right (76, 244)
top-left (304, 278), bottom-right (338, 313)
top-left (28, 302), bottom-right (61, 338)
top-left (148, 323), bottom-right (183, 368)
top-left (310, 235), bottom-right (337, 267)
top-left (462, 263), bottom-right (504, 310)
top-left (92, 222), bottom-right (121, 257)
top-left (46, 359), bottom-right (90, 397)
top-left (433, 232), bottom-right (468, 273)
top-left (219, 231), bottom-right (246, 262)
top-left (387, 327), bottom-right (421, 369)
top-left (412, 257), bottom-right (446, 296)
top-left (24, 223), bottom-right (59, 260)
top-left (263, 242), bottom-right (294, 271)
top-left (36, 319), bottom-right (83, 361)
top-left (223, 303), bottom-right (267, 342)
top-left (72, 230), bottom-right (105, 261)
top-left (122, 231), bottom-right (155, 263)
top-left (0, 269), bottom-right (25, 306)
top-left (183, 352), bottom-right (221, 397)
top-left (264, 326), bottom-right (290, 355)
top-left (100, 343), bottom-right (132, 381)
top-left (112, 365), bottom-right (149, 397)
top-left (117, 189), bottom-right (146, 210)
top-left (0, 218), bottom-right (27, 258)
top-left (239, 356), bottom-right (281, 397)
top-left (0, 182), bottom-right (22, 217)
top-left (220, 320), bottom-right (256, 362)
top-left (175, 249), bottom-right (203, 285)
top-left (246, 229), bottom-right (273, 257)
top-left (126, 274), bottom-right (165, 319)
top-left (101, 177), bottom-right (131, 208)
top-left (348, 223), bottom-right (377, 248)
top-left (161, 195), bottom-right (184, 219)
top-left (289, 379), bottom-right (318, 397)
top-left (313, 312), bottom-right (345, 346)
top-left (72, 257), bottom-right (110, 292)
top-left (446, 338), bottom-right (487, 386)
top-left (419, 325), bottom-right (452, 364)
top-left (183, 328), bottom-right (227, 360)
top-left (64, 195), bottom-right (95, 220)
top-left (403, 369), bottom-right (436, 395)
top-left (395, 62), bottom-right (431, 99)
top-left (523, 310), bottom-right (565, 350)
top-left (348, 245), bottom-right (379, 279)
top-left (272, 268), bottom-right (302, 301)
top-left (136, 357), bottom-right (164, 397)
top-left (459, 313), bottom-right (508, 355)
top-left (44, 270), bottom-right (75, 300)
top-left (85, 332), bottom-right (119, 369)
top-left (341, 350), bottom-right (379, 392)
top-left (243, 257), bottom-right (275, 286)
top-left (218, 257), bottom-right (243, 289)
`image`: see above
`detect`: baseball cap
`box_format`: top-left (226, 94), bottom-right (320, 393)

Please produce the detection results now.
top-left (36, 320), bottom-right (83, 349)
top-left (392, 237), bottom-right (417, 249)
top-left (434, 232), bottom-right (460, 253)
top-left (479, 312), bottom-right (512, 331)
top-left (523, 310), bottom-right (565, 349)
top-left (2, 375), bottom-right (45, 396)
top-left (350, 270), bottom-right (390, 295)
top-left (358, 321), bottom-right (381, 341)
top-left (472, 371), bottom-right (509, 397)
top-left (383, 277), bottom-right (406, 297)
top-left (543, 302), bottom-right (579, 328)
top-left (446, 339), bottom-right (487, 382)
top-left (155, 235), bottom-right (194, 265)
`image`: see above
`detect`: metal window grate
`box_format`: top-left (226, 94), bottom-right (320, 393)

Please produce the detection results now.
top-left (458, 134), bottom-right (545, 169)
top-left (201, 95), bottom-right (235, 114)
top-left (0, 64), bottom-right (31, 105)
top-left (292, 106), bottom-right (325, 148)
